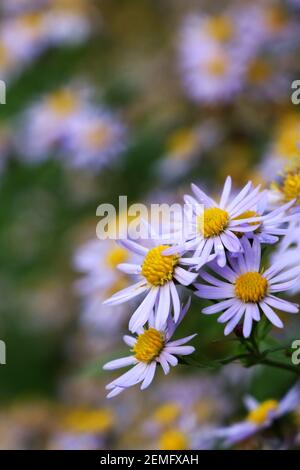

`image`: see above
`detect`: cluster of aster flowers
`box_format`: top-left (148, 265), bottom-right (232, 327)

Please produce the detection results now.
top-left (0, 0), bottom-right (92, 83)
top-left (102, 176), bottom-right (300, 398)
top-left (178, 3), bottom-right (299, 103)
top-left (14, 85), bottom-right (127, 171)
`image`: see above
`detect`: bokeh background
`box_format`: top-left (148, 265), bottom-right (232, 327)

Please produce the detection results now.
top-left (0, 0), bottom-right (300, 450)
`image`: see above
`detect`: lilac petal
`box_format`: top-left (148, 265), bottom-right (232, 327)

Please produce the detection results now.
top-left (118, 263), bottom-right (142, 275)
top-left (103, 356), bottom-right (137, 370)
top-left (219, 176), bottom-right (232, 209)
top-left (226, 181), bottom-right (252, 213)
top-left (221, 230), bottom-right (241, 252)
top-left (129, 288), bottom-right (159, 332)
top-left (159, 354), bottom-right (171, 374)
top-left (191, 183), bottom-right (216, 207)
top-left (195, 284), bottom-right (234, 299)
top-left (103, 280), bottom-right (148, 305)
top-left (167, 334), bottom-right (197, 347)
top-left (265, 295), bottom-right (299, 313)
top-left (259, 301), bottom-right (284, 328)
top-left (200, 270), bottom-right (233, 288)
top-left (123, 335), bottom-right (136, 347)
top-left (214, 238), bottom-right (226, 267)
top-left (154, 284), bottom-right (171, 331)
top-left (243, 306), bottom-right (253, 338)
top-left (107, 387), bottom-right (124, 399)
top-left (164, 345), bottom-right (195, 355)
top-left (173, 266), bottom-right (198, 286)
top-left (218, 302), bottom-right (242, 323)
top-left (163, 352), bottom-right (178, 367)
top-left (169, 281), bottom-right (181, 322)
top-left (140, 362), bottom-right (157, 390)
top-left (269, 279), bottom-right (299, 292)
top-left (106, 363), bottom-right (147, 389)
top-left (224, 305), bottom-right (245, 335)
top-left (119, 239), bottom-right (148, 256)
top-left (202, 298), bottom-right (235, 314)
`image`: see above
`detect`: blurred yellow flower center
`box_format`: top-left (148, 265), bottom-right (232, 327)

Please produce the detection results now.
top-left (198, 208), bottom-right (229, 238)
top-left (48, 90), bottom-right (78, 116)
top-left (247, 400), bottom-right (279, 425)
top-left (159, 429), bottom-right (189, 450)
top-left (64, 408), bottom-right (114, 433)
top-left (275, 118), bottom-right (300, 159)
top-left (0, 44), bottom-right (9, 67)
top-left (86, 125), bottom-right (111, 150)
top-left (247, 59), bottom-right (271, 83)
top-left (133, 328), bottom-right (164, 363)
top-left (105, 246), bottom-right (128, 269)
top-left (265, 7), bottom-right (287, 33)
top-left (154, 402), bottom-right (181, 426)
top-left (142, 245), bottom-right (178, 286)
top-left (282, 172), bottom-right (300, 204)
top-left (235, 272), bottom-right (268, 303)
top-left (167, 128), bottom-right (198, 160)
top-left (20, 13), bottom-right (43, 30)
top-left (206, 56), bottom-right (228, 77)
top-left (206, 16), bottom-right (233, 42)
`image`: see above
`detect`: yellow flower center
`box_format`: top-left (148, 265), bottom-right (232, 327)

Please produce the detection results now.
top-left (159, 429), bottom-right (189, 450)
top-left (235, 272), bottom-right (268, 303)
top-left (206, 16), bottom-right (233, 42)
top-left (48, 90), bottom-right (78, 116)
top-left (0, 44), bottom-right (9, 67)
top-left (167, 128), bottom-right (198, 160)
top-left (133, 328), bottom-right (164, 363)
top-left (247, 59), bottom-right (271, 83)
top-left (206, 56), bottom-right (228, 77)
top-left (141, 245), bottom-right (178, 286)
top-left (20, 13), bottom-right (43, 30)
top-left (247, 400), bottom-right (279, 425)
top-left (64, 408), bottom-right (115, 433)
top-left (105, 246), bottom-right (128, 269)
top-left (153, 402), bottom-right (181, 426)
top-left (198, 208), bottom-right (229, 238)
top-left (265, 7), bottom-right (287, 33)
top-left (282, 172), bottom-right (300, 204)
top-left (86, 125), bottom-right (112, 150)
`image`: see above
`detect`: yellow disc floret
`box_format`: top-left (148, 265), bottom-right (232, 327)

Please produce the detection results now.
top-left (247, 400), bottom-right (279, 425)
top-left (206, 56), bottom-right (228, 77)
top-left (198, 207), bottom-right (229, 238)
top-left (235, 272), bottom-right (268, 303)
top-left (159, 429), bottom-right (189, 450)
top-left (141, 245), bottom-right (178, 286)
top-left (133, 328), bottom-right (164, 363)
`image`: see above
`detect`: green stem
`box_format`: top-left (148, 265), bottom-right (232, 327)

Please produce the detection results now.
top-left (258, 358), bottom-right (300, 375)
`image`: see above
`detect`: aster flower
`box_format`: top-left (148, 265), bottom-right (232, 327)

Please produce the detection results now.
top-left (63, 108), bottom-right (127, 170)
top-left (103, 234), bottom-right (199, 332)
top-left (103, 300), bottom-right (196, 398)
top-left (166, 176), bottom-right (263, 267)
top-left (237, 198), bottom-right (296, 245)
top-left (213, 382), bottom-right (300, 448)
top-left (196, 237), bottom-right (300, 338)
top-left (74, 238), bottom-right (132, 333)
